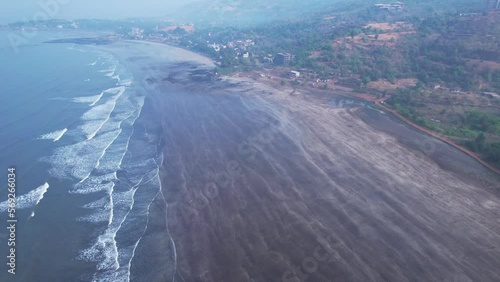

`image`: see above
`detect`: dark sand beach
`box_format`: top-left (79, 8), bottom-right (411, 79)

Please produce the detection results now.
top-left (106, 41), bottom-right (500, 282)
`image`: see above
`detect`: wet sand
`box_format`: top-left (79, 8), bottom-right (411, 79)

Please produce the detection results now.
top-left (107, 41), bottom-right (500, 282)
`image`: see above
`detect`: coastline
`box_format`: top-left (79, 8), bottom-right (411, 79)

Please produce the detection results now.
top-left (100, 40), bottom-right (500, 282)
top-left (230, 71), bottom-right (500, 176)
top-left (47, 35), bottom-right (495, 177)
top-left (221, 73), bottom-right (500, 186)
top-left (88, 40), bottom-right (214, 282)
top-left (374, 101), bottom-right (500, 175)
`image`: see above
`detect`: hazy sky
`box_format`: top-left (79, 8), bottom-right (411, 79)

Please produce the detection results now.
top-left (0, 0), bottom-right (202, 23)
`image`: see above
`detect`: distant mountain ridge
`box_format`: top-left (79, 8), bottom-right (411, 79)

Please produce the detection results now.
top-left (171, 0), bottom-right (488, 26)
top-left (172, 0), bottom-right (345, 25)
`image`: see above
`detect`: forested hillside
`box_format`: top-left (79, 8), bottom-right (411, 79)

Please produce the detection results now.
top-left (172, 0), bottom-right (488, 26)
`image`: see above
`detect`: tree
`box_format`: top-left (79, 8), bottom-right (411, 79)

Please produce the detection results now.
top-left (173, 27), bottom-right (187, 35)
top-left (362, 76), bottom-right (371, 84)
top-left (350, 30), bottom-right (357, 39)
top-left (475, 133), bottom-right (486, 150)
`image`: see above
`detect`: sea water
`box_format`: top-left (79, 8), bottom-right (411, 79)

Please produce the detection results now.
top-left (0, 31), bottom-right (171, 282)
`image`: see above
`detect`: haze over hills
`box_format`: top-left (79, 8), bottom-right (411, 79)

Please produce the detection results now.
top-left (169, 0), bottom-right (489, 26)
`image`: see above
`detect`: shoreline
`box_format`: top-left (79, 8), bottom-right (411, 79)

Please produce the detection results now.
top-left (374, 101), bottom-right (500, 175)
top-left (100, 39), bottom-right (500, 281)
top-left (51, 35), bottom-right (499, 177)
top-left (220, 73), bottom-right (500, 187)
top-left (227, 70), bottom-right (500, 176)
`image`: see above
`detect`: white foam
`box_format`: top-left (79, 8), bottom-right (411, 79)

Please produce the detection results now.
top-left (90, 92), bottom-right (105, 107)
top-left (126, 171), bottom-right (161, 281)
top-left (99, 66), bottom-right (115, 73)
top-left (45, 87), bottom-right (138, 183)
top-left (81, 87), bottom-right (126, 141)
top-left (39, 59), bottom-right (159, 281)
top-left (85, 115), bottom-right (115, 141)
top-left (0, 182), bottom-right (49, 213)
top-left (38, 129), bottom-right (68, 142)
top-left (76, 106), bottom-right (138, 189)
top-left (95, 129), bottom-right (123, 174)
top-left (29, 182), bottom-right (50, 218)
top-left (53, 129), bottom-right (68, 142)
top-left (119, 79), bottom-right (132, 87)
top-left (77, 208), bottom-right (111, 223)
top-left (78, 180), bottom-right (142, 277)
top-left (45, 130), bottom-right (122, 181)
top-left (74, 104), bottom-right (137, 186)
top-left (104, 66), bottom-right (116, 77)
top-left (83, 197), bottom-right (109, 209)
top-left (78, 121), bottom-right (103, 139)
top-left (89, 61), bottom-right (97, 66)
top-left (73, 95), bottom-right (103, 104)
top-left (80, 93), bottom-right (120, 119)
top-left (74, 184), bottom-right (114, 196)
top-left (73, 172), bottom-right (117, 195)
top-left (94, 111), bottom-right (137, 175)
top-left (108, 184), bottom-right (115, 225)
top-left (80, 163), bottom-right (161, 282)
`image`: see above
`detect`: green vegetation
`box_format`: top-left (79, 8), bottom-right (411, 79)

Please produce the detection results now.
top-left (459, 112), bottom-right (500, 167)
top-left (387, 87), bottom-right (500, 167)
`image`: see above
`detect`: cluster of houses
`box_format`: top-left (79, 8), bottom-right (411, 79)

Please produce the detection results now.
top-left (228, 39), bottom-right (255, 48)
top-left (374, 2), bottom-right (404, 11)
top-left (207, 39), bottom-right (255, 52)
top-left (206, 39), bottom-right (255, 59)
top-left (433, 85), bottom-right (461, 93)
top-left (128, 28), bottom-right (145, 39)
top-left (206, 39), bottom-right (301, 68)
top-left (9, 19), bottom-right (79, 30)
top-left (482, 91), bottom-right (500, 99)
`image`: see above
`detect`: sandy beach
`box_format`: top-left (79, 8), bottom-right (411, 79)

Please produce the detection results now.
top-left (104, 40), bottom-right (500, 282)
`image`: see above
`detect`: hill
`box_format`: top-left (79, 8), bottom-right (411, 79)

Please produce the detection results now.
top-left (171, 0), bottom-right (489, 27)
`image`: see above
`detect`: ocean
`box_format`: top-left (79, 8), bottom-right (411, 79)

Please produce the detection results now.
top-left (0, 31), bottom-right (173, 282)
